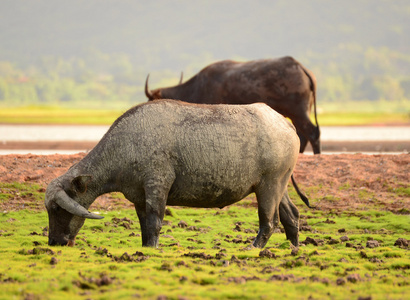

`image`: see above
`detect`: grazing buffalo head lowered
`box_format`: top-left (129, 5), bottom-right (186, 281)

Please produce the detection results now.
top-left (45, 175), bottom-right (103, 246)
top-left (45, 99), bottom-right (308, 248)
top-left (145, 57), bottom-right (321, 154)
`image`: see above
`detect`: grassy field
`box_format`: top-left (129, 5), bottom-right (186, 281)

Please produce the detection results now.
top-left (317, 112), bottom-right (409, 126)
top-left (0, 184), bottom-right (409, 300)
top-left (0, 106), bottom-right (124, 125)
top-left (0, 101), bottom-right (409, 125)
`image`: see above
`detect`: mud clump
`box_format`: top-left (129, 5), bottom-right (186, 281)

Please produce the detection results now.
top-left (310, 276), bottom-right (330, 285)
top-left (114, 251), bottom-right (148, 263)
top-left (269, 274), bottom-right (296, 282)
top-left (369, 257), bottom-right (383, 263)
top-left (19, 247), bottom-right (56, 256)
top-left (95, 247), bottom-right (148, 263)
top-left (215, 252), bottom-right (227, 259)
top-left (366, 240), bottom-right (380, 248)
top-left (336, 278), bottom-right (346, 285)
top-left (176, 260), bottom-right (188, 267)
top-left (50, 257), bottom-right (58, 265)
top-left (328, 238), bottom-right (340, 245)
top-left (183, 252), bottom-right (213, 260)
top-left (346, 273), bottom-right (362, 283)
top-left (340, 236), bottom-right (350, 242)
top-left (160, 262), bottom-right (173, 272)
top-left (394, 238), bottom-right (409, 248)
top-left (300, 225), bottom-right (312, 232)
top-left (224, 235), bottom-right (254, 244)
top-left (259, 249), bottom-right (276, 259)
top-left (227, 276), bottom-right (260, 284)
top-left (178, 220), bottom-right (188, 228)
top-left (111, 217), bottom-right (134, 229)
top-left (360, 251), bottom-right (368, 258)
top-left (302, 237), bottom-right (324, 246)
top-left (230, 254), bottom-right (247, 266)
top-left (95, 247), bottom-right (110, 256)
top-left (233, 221), bottom-right (244, 232)
top-left (73, 272), bottom-right (114, 289)
top-left (261, 266), bottom-right (280, 274)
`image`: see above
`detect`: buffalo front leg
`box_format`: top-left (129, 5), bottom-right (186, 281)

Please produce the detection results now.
top-left (144, 201), bottom-right (165, 247)
top-left (138, 203), bottom-right (165, 247)
top-left (135, 206), bottom-right (149, 246)
top-left (279, 191), bottom-right (300, 247)
top-left (140, 179), bottom-right (171, 248)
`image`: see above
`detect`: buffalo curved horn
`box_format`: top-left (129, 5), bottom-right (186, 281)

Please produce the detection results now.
top-left (179, 72), bottom-right (183, 85)
top-left (145, 74), bottom-right (153, 99)
top-left (55, 190), bottom-right (103, 219)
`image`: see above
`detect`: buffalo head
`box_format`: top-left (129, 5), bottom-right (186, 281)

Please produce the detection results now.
top-left (145, 73), bottom-right (183, 101)
top-left (45, 175), bottom-right (103, 246)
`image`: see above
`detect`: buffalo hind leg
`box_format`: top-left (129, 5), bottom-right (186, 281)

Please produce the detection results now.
top-left (293, 118), bottom-right (321, 154)
top-left (297, 131), bottom-right (309, 153)
top-left (279, 191), bottom-right (300, 247)
top-left (310, 125), bottom-right (321, 154)
top-left (253, 187), bottom-right (282, 248)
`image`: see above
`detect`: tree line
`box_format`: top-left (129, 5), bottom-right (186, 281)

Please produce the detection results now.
top-left (0, 46), bottom-right (409, 108)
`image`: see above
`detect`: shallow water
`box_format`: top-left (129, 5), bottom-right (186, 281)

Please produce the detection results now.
top-left (0, 125), bottom-right (409, 155)
top-left (1, 125), bottom-right (409, 142)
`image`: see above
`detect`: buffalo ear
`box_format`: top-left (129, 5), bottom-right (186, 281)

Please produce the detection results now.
top-left (153, 90), bottom-right (162, 99)
top-left (71, 175), bottom-right (92, 194)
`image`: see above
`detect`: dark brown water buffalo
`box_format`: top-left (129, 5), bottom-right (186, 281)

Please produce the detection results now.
top-left (45, 100), bottom-right (307, 249)
top-left (145, 56), bottom-right (320, 154)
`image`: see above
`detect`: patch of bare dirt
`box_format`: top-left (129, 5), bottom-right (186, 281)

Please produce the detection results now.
top-left (0, 152), bottom-right (408, 213)
top-left (294, 153), bottom-right (409, 213)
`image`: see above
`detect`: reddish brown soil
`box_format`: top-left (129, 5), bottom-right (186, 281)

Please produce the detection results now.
top-left (0, 152), bottom-right (409, 213)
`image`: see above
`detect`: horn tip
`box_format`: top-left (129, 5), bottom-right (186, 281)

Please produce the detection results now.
top-left (88, 213), bottom-right (104, 219)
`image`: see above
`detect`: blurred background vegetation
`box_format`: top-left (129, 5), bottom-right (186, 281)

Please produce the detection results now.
top-left (0, 0), bottom-right (409, 114)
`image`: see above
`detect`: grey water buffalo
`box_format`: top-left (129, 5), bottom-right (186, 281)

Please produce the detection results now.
top-left (145, 56), bottom-right (321, 154)
top-left (45, 99), bottom-right (306, 249)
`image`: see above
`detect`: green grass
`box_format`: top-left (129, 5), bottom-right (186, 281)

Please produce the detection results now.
top-left (389, 186), bottom-right (410, 197)
top-left (317, 111), bottom-right (409, 126)
top-left (0, 182), bottom-right (45, 206)
top-left (0, 202), bottom-right (408, 300)
top-left (0, 101), bottom-right (409, 125)
top-left (316, 99), bottom-right (410, 125)
top-left (0, 106), bottom-right (125, 125)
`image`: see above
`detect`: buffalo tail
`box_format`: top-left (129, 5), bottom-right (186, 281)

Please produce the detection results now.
top-left (291, 174), bottom-right (312, 208)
